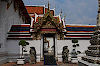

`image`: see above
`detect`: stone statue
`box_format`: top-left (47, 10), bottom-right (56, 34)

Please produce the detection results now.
top-left (62, 46), bottom-right (69, 63)
top-left (30, 47), bottom-right (36, 64)
top-left (71, 49), bottom-right (77, 58)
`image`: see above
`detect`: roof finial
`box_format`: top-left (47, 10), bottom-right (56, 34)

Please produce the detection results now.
top-left (61, 9), bottom-right (62, 14)
top-left (48, 1), bottom-right (50, 10)
top-left (60, 9), bottom-right (63, 19)
top-left (98, 0), bottom-right (100, 11)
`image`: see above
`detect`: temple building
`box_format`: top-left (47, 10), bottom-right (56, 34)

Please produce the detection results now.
top-left (6, 4), bottom-right (96, 62)
top-left (0, 0), bottom-right (97, 65)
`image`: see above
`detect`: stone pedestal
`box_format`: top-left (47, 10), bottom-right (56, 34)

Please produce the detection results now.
top-left (17, 58), bottom-right (25, 65)
top-left (71, 58), bottom-right (78, 63)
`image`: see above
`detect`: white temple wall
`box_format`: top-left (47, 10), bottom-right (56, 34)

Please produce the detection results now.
top-left (3, 39), bottom-right (91, 63)
top-left (5, 40), bottom-right (20, 62)
top-left (25, 40), bottom-right (41, 62)
top-left (5, 40), bottom-right (41, 62)
top-left (57, 40), bottom-right (91, 62)
top-left (0, 0), bottom-right (24, 53)
top-left (0, 1), bottom-right (25, 64)
top-left (6, 40), bottom-right (20, 54)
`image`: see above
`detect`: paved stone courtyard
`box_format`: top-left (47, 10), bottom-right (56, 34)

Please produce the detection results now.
top-left (1, 62), bottom-right (78, 66)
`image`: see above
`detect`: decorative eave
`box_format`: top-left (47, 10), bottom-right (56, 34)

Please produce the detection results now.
top-left (33, 11), bottom-right (63, 33)
top-left (64, 36), bottom-right (91, 40)
top-left (8, 31), bottom-right (30, 34)
top-left (8, 34), bottom-right (31, 35)
top-left (66, 34), bottom-right (93, 36)
top-left (7, 24), bottom-right (32, 39)
top-left (7, 36), bottom-right (33, 39)
top-left (64, 24), bottom-right (96, 39)
top-left (66, 31), bottom-right (95, 34)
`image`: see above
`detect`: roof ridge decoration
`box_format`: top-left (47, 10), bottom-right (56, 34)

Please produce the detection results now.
top-left (32, 2), bottom-right (64, 40)
top-left (48, 1), bottom-right (50, 12)
top-left (35, 13), bottom-right (39, 22)
top-left (33, 13), bottom-right (63, 33)
top-left (25, 5), bottom-right (45, 7)
top-left (31, 17), bottom-right (34, 28)
top-left (33, 5), bottom-right (62, 32)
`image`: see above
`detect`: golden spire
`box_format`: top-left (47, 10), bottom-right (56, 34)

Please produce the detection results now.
top-left (48, 1), bottom-right (50, 11)
top-left (60, 9), bottom-right (62, 17)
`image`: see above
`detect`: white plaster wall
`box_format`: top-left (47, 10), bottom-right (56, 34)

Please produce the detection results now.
top-left (57, 40), bottom-right (91, 62)
top-left (5, 40), bottom-right (20, 62)
top-left (25, 40), bottom-right (41, 62)
top-left (6, 40), bottom-right (20, 54)
top-left (0, 40), bottom-right (20, 63)
top-left (0, 1), bottom-right (25, 64)
top-left (6, 40), bottom-right (41, 62)
top-left (5, 40), bottom-right (41, 62)
top-left (0, 0), bottom-right (24, 53)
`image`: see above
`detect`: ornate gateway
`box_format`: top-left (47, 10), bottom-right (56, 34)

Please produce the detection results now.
top-left (31, 3), bottom-right (65, 40)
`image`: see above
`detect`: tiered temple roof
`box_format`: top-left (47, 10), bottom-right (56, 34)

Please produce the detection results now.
top-left (7, 24), bottom-right (96, 39)
top-left (65, 24), bottom-right (96, 39)
top-left (7, 24), bottom-right (32, 39)
top-left (25, 5), bottom-right (55, 17)
top-left (25, 6), bottom-right (44, 15)
top-left (7, 5), bottom-right (96, 40)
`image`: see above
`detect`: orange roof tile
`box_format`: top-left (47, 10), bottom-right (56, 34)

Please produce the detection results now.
top-left (25, 6), bottom-right (44, 15)
top-left (66, 25), bottom-right (95, 28)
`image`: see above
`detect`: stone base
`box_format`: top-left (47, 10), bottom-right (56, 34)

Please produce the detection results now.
top-left (17, 58), bottom-right (25, 65)
top-left (40, 57), bottom-right (44, 61)
top-left (78, 60), bottom-right (100, 66)
top-left (0, 57), bottom-right (7, 65)
top-left (71, 58), bottom-right (78, 63)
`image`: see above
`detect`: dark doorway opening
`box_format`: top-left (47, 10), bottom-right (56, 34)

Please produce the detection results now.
top-left (43, 33), bottom-right (55, 57)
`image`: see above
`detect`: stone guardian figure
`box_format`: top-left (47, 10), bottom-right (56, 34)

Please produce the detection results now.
top-left (62, 46), bottom-right (69, 63)
top-left (30, 47), bottom-right (36, 64)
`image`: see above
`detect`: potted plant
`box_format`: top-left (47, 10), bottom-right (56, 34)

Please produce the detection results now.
top-left (17, 40), bottom-right (29, 65)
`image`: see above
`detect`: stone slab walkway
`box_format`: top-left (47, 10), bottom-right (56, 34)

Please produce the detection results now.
top-left (1, 62), bottom-right (78, 66)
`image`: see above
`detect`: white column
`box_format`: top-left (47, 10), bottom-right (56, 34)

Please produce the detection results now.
top-left (55, 35), bottom-right (58, 58)
top-left (40, 35), bottom-right (43, 59)
top-left (20, 45), bottom-right (22, 58)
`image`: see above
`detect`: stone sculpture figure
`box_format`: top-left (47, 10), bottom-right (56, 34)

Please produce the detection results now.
top-left (30, 47), bottom-right (36, 64)
top-left (62, 46), bottom-right (69, 63)
top-left (71, 49), bottom-right (77, 58)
